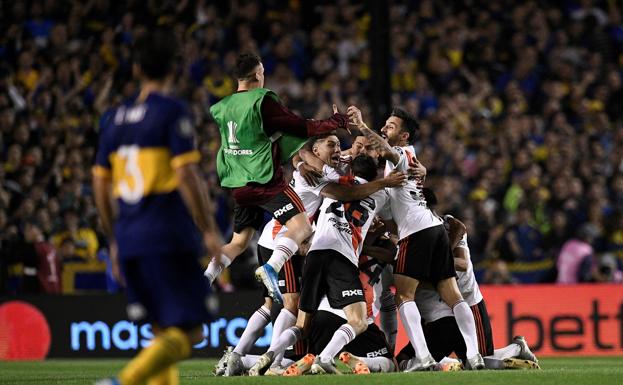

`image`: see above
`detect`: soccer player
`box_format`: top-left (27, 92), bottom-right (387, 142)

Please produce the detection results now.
top-left (205, 53), bottom-right (350, 304)
top-left (398, 189), bottom-right (538, 370)
top-left (249, 154), bottom-right (395, 375)
top-left (92, 29), bottom-right (222, 385)
top-left (219, 134), bottom-right (405, 376)
top-left (348, 106), bottom-right (485, 370)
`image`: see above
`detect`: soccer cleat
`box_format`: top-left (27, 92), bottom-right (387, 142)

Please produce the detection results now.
top-left (503, 358), bottom-right (541, 370)
top-left (214, 346), bottom-right (233, 376)
top-left (225, 352), bottom-right (244, 376)
top-left (310, 356), bottom-right (342, 375)
top-left (255, 264), bottom-right (283, 304)
top-left (248, 351), bottom-right (275, 376)
top-left (436, 362), bottom-right (463, 371)
top-left (283, 354), bottom-right (315, 376)
top-left (465, 353), bottom-right (485, 370)
top-left (339, 352), bottom-right (370, 374)
top-left (513, 335), bottom-right (538, 364)
top-left (94, 378), bottom-right (120, 385)
top-left (401, 355), bottom-right (437, 372)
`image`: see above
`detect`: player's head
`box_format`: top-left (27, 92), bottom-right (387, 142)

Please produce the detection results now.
top-left (236, 52), bottom-right (264, 88)
top-left (349, 133), bottom-right (367, 157)
top-left (351, 154), bottom-right (378, 182)
top-left (133, 29), bottom-right (177, 81)
top-left (309, 133), bottom-right (341, 168)
top-left (381, 107), bottom-right (419, 146)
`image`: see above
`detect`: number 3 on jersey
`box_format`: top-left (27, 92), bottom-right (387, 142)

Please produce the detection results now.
top-left (116, 145), bottom-right (145, 204)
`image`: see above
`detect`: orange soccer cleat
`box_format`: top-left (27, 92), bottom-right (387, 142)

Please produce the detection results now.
top-left (283, 354), bottom-right (315, 376)
top-left (339, 352), bottom-right (370, 374)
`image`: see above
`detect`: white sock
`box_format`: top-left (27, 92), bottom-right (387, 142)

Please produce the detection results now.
top-left (233, 306), bottom-right (271, 355)
top-left (398, 301), bottom-right (431, 359)
top-left (319, 324), bottom-right (356, 361)
top-left (267, 237), bottom-right (298, 272)
top-left (269, 309), bottom-right (297, 367)
top-left (379, 291), bottom-right (397, 353)
top-left (361, 357), bottom-right (395, 372)
top-left (241, 354), bottom-right (259, 370)
top-left (452, 300), bottom-right (479, 358)
top-left (270, 326), bottom-right (302, 357)
top-left (204, 254), bottom-right (232, 284)
top-left (492, 343), bottom-right (521, 360)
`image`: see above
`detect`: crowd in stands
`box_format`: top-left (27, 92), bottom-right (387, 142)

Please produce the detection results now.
top-left (1, 0), bottom-right (623, 294)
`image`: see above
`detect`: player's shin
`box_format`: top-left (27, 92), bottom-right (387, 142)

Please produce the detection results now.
top-left (266, 237), bottom-right (298, 272)
top-left (204, 254), bottom-right (232, 284)
top-left (269, 308), bottom-right (297, 367)
top-left (118, 327), bottom-right (191, 385)
top-left (397, 301), bottom-right (431, 359)
top-left (452, 300), bottom-right (480, 359)
top-left (233, 306), bottom-right (271, 355)
top-left (379, 291), bottom-right (397, 353)
top-left (318, 323), bottom-right (357, 361)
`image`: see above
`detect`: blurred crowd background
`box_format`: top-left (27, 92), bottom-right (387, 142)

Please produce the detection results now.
top-left (2, 0), bottom-right (623, 294)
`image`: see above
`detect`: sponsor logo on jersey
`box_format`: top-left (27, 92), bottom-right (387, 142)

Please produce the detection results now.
top-left (341, 289), bottom-right (363, 297)
top-left (223, 148), bottom-right (253, 155)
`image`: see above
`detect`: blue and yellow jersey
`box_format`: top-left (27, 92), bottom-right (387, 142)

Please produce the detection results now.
top-left (93, 93), bottom-right (202, 259)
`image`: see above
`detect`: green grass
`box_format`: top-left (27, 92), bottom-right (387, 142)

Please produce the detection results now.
top-left (1, 357), bottom-right (622, 385)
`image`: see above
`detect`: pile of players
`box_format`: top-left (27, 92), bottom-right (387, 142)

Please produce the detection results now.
top-left (206, 54), bottom-right (541, 376)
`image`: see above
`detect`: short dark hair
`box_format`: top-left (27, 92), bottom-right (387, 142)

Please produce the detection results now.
top-left (351, 155), bottom-right (377, 182)
top-left (390, 107), bottom-right (419, 144)
top-left (134, 29), bottom-right (177, 80)
top-left (236, 52), bottom-right (262, 80)
top-left (305, 132), bottom-right (337, 151)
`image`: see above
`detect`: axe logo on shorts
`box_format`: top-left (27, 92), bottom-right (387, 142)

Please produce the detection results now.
top-left (341, 289), bottom-right (363, 297)
top-left (366, 347), bottom-right (389, 358)
top-left (274, 203), bottom-right (294, 218)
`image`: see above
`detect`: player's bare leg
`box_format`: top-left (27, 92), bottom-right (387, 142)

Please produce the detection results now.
top-left (255, 213), bottom-right (312, 304)
top-left (393, 274), bottom-right (436, 371)
top-left (437, 277), bottom-right (484, 370)
top-left (205, 227), bottom-right (255, 284)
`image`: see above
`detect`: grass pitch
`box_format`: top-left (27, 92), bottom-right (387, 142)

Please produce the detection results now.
top-left (1, 357), bottom-right (622, 385)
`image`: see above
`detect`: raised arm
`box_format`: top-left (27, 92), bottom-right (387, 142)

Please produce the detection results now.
top-left (320, 170), bottom-right (405, 201)
top-left (347, 106), bottom-right (400, 164)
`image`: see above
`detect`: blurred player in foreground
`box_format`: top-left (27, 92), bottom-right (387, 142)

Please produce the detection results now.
top-left (92, 29), bottom-right (222, 385)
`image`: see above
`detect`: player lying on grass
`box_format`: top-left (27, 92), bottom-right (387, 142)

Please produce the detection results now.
top-left (397, 189), bottom-right (539, 370)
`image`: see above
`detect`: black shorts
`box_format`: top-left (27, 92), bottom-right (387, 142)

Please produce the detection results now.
top-left (396, 299), bottom-right (493, 362)
top-left (233, 185), bottom-right (305, 233)
top-left (257, 245), bottom-right (303, 295)
top-left (308, 311), bottom-right (392, 359)
top-left (299, 249), bottom-right (364, 313)
top-left (394, 224), bottom-right (455, 285)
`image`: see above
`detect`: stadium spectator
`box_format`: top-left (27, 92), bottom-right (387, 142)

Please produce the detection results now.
top-left (2, 0), bottom-right (623, 289)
